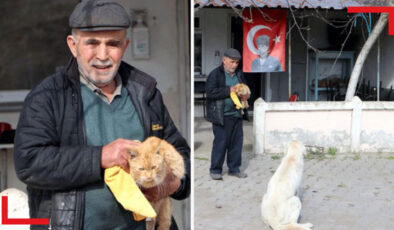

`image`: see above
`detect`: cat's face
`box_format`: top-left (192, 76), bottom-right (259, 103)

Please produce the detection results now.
top-left (235, 83), bottom-right (250, 96)
top-left (129, 138), bottom-right (167, 188)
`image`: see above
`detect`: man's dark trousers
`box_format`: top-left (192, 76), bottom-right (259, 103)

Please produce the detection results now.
top-left (210, 116), bottom-right (243, 174)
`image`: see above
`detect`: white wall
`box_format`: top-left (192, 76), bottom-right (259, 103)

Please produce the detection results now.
top-left (254, 97), bottom-right (394, 154)
top-left (195, 8), bottom-right (233, 75)
top-left (264, 110), bottom-right (352, 152)
top-left (117, 0), bottom-right (186, 130)
top-left (360, 110), bottom-right (394, 151)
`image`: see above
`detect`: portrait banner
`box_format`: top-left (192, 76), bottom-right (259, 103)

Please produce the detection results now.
top-left (243, 9), bottom-right (286, 73)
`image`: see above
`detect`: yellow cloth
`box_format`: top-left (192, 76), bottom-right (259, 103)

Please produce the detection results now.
top-left (104, 166), bottom-right (156, 221)
top-left (230, 92), bottom-right (243, 110)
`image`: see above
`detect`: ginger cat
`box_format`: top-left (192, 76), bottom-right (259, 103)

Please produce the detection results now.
top-left (129, 136), bottom-right (185, 230)
top-left (234, 83), bottom-right (251, 114)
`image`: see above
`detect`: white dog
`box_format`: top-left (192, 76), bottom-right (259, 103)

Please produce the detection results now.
top-left (261, 141), bottom-right (313, 230)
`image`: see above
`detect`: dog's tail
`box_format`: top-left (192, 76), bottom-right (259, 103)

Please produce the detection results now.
top-left (282, 222), bottom-right (313, 230)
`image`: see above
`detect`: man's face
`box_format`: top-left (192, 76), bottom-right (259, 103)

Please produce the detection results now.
top-left (222, 56), bottom-right (240, 75)
top-left (257, 44), bottom-right (269, 58)
top-left (67, 29), bottom-right (130, 87)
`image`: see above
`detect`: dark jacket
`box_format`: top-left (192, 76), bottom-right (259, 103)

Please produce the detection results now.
top-left (205, 65), bottom-right (249, 126)
top-left (14, 58), bottom-right (190, 230)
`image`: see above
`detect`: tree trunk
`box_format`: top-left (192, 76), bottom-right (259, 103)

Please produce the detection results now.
top-left (345, 13), bottom-right (388, 101)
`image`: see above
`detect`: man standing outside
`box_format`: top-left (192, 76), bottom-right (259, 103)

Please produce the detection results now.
top-left (14, 1), bottom-right (190, 229)
top-left (205, 48), bottom-right (250, 180)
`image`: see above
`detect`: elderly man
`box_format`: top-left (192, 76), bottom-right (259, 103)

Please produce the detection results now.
top-left (205, 48), bottom-right (250, 180)
top-left (14, 1), bottom-right (190, 229)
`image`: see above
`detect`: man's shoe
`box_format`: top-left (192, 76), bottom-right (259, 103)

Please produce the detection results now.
top-left (228, 172), bottom-right (248, 178)
top-left (210, 173), bottom-right (223, 180)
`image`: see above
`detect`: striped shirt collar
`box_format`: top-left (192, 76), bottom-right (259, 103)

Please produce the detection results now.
top-left (79, 73), bottom-right (122, 104)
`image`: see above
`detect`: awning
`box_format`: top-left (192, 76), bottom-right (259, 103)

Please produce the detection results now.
top-left (194, 0), bottom-right (390, 10)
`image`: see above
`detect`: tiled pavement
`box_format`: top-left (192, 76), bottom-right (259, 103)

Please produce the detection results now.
top-left (194, 118), bottom-right (394, 230)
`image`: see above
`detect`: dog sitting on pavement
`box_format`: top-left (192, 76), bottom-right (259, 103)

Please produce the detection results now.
top-left (261, 141), bottom-right (313, 230)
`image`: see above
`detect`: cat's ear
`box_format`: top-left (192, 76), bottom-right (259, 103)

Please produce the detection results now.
top-left (129, 149), bottom-right (138, 158)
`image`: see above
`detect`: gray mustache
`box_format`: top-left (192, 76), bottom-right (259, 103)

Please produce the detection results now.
top-left (90, 61), bottom-right (113, 67)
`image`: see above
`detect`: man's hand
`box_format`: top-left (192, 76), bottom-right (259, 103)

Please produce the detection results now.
top-left (240, 94), bottom-right (250, 101)
top-left (141, 172), bottom-right (181, 202)
top-left (101, 138), bottom-right (140, 172)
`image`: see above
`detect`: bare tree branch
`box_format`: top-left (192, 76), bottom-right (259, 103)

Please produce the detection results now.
top-left (326, 15), bottom-right (356, 77)
top-left (345, 13), bottom-right (388, 101)
top-left (287, 1), bottom-right (320, 52)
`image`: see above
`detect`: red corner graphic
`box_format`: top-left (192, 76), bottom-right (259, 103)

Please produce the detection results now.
top-left (348, 7), bottom-right (394, 35)
top-left (1, 196), bottom-right (49, 225)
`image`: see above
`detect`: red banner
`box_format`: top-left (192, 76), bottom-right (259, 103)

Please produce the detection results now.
top-left (243, 9), bottom-right (286, 73)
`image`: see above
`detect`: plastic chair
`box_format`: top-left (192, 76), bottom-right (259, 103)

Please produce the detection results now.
top-left (289, 94), bottom-right (298, 102)
top-left (0, 123), bottom-right (11, 136)
top-left (0, 122), bottom-right (13, 144)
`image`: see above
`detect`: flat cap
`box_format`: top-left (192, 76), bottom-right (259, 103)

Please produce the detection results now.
top-left (224, 48), bottom-right (241, 60)
top-left (69, 0), bottom-right (130, 31)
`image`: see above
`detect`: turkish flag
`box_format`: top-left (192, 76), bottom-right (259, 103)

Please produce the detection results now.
top-left (243, 9), bottom-right (286, 73)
